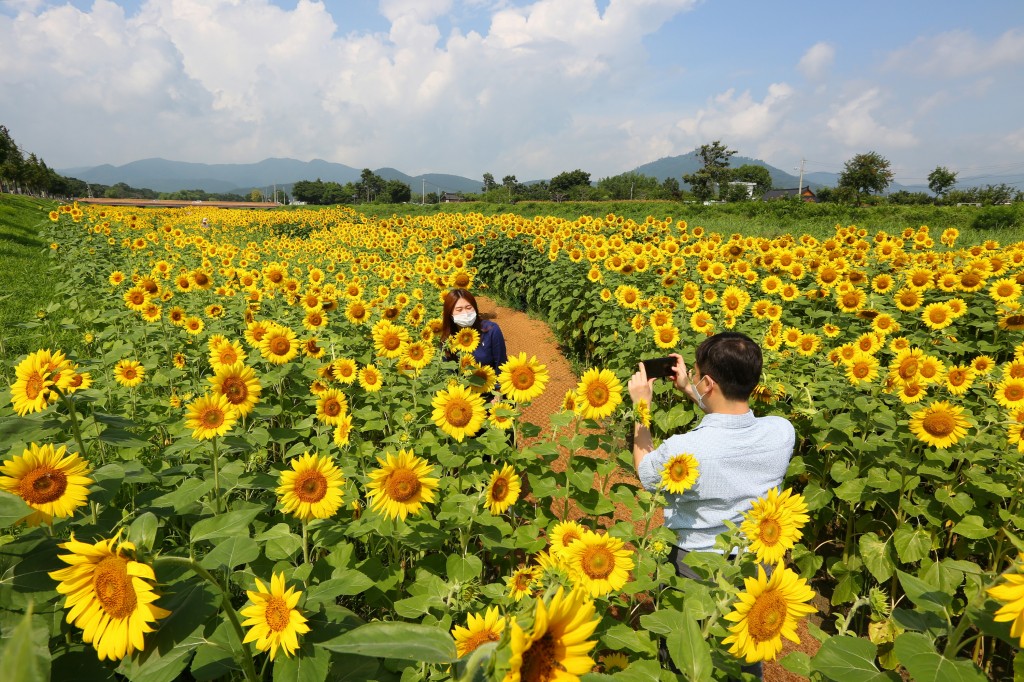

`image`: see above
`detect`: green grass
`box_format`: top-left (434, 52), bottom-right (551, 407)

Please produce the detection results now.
top-left (0, 194), bottom-right (68, 369)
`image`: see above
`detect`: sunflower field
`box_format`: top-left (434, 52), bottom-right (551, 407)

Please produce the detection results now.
top-left (1, 202), bottom-right (1023, 681)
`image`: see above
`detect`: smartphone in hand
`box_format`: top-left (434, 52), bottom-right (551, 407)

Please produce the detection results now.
top-left (641, 356), bottom-right (676, 379)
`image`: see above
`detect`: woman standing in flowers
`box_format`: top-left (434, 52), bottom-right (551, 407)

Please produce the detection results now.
top-left (440, 288), bottom-right (508, 376)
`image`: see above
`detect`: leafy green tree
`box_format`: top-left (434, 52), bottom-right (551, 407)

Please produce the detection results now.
top-left (248, 189), bottom-right (264, 202)
top-left (596, 172), bottom-right (663, 200)
top-left (682, 140), bottom-right (736, 201)
top-left (549, 169), bottom-right (591, 199)
top-left (381, 179), bottom-right (411, 203)
top-left (358, 169), bottom-right (386, 202)
top-left (927, 166), bottom-right (958, 199)
top-left (729, 164), bottom-right (772, 196)
top-left (482, 173), bottom-right (497, 192)
top-left (837, 151), bottom-right (894, 203)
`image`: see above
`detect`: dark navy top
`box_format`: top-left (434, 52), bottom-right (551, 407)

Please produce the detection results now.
top-left (472, 320), bottom-right (509, 373)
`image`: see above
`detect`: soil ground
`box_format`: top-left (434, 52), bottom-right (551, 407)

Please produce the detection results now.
top-left (475, 295), bottom-right (820, 682)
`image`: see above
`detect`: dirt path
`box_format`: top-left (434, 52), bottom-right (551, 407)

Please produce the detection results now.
top-left (475, 295), bottom-right (816, 682)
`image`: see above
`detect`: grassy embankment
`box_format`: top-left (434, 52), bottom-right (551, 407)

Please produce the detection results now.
top-left (0, 194), bottom-right (68, 378)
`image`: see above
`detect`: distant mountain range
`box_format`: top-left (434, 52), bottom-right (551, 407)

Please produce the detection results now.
top-left (58, 154), bottom-right (1022, 196)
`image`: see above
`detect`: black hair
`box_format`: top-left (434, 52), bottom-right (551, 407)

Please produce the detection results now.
top-left (694, 332), bottom-right (762, 401)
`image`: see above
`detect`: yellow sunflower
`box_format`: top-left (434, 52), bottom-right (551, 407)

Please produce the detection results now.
top-left (549, 520), bottom-right (587, 555)
top-left (315, 388), bottom-right (349, 426)
top-left (358, 364), bottom-right (383, 392)
top-left (485, 464), bottom-right (522, 514)
top-left (258, 324), bottom-right (299, 365)
top-left (373, 321), bottom-right (410, 359)
top-left (489, 402), bottom-right (516, 430)
top-left (332, 357), bottom-right (358, 384)
top-left (240, 572), bottom-right (310, 661)
top-left (634, 398), bottom-right (651, 428)
top-left (499, 353), bottom-right (550, 403)
top-left (333, 413), bottom-right (354, 447)
top-left (506, 565), bottom-right (541, 601)
top-left (721, 565), bottom-right (816, 663)
top-left (995, 377), bottom-right (1024, 409)
top-left (451, 327), bottom-right (481, 354)
top-left (563, 531), bottom-right (635, 597)
top-left (0, 443), bottom-right (93, 526)
top-left (184, 393), bottom-right (239, 440)
top-left (503, 587), bottom-right (599, 682)
top-left (909, 400), bottom-right (970, 448)
top-left (453, 606), bottom-right (506, 658)
top-left (740, 487), bottom-right (810, 565)
top-left (431, 384), bottom-right (486, 442)
top-left (366, 449), bottom-right (439, 521)
top-left (465, 362), bottom-right (497, 395)
top-left (660, 453), bottom-right (700, 494)
top-left (48, 533), bottom-right (171, 661)
top-left (113, 359), bottom-right (145, 388)
top-left (573, 368), bottom-right (623, 421)
top-left (845, 352), bottom-right (879, 386)
top-left (276, 452), bottom-right (345, 521)
top-left (208, 362), bottom-right (261, 417)
top-left (10, 350), bottom-right (54, 415)
top-left (944, 365), bottom-right (976, 396)
top-left (921, 302), bottom-right (955, 331)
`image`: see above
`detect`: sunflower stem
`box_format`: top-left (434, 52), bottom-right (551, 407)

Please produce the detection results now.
top-left (58, 389), bottom-right (89, 461)
top-left (302, 519), bottom-right (310, 566)
top-left (156, 556), bottom-right (260, 682)
top-left (211, 436), bottom-right (222, 515)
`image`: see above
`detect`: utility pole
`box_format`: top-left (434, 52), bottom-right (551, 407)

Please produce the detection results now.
top-left (797, 158), bottom-right (805, 199)
top-left (421, 178), bottom-right (425, 205)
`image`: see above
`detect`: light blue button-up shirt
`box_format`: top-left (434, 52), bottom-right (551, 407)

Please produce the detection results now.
top-left (637, 410), bottom-right (795, 553)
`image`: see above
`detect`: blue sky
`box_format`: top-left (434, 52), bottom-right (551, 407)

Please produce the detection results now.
top-left (2, 0), bottom-right (1022, 184)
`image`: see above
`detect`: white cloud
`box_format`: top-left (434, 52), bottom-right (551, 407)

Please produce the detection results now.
top-left (826, 87), bottom-right (917, 149)
top-left (1006, 128), bottom-right (1024, 154)
top-left (674, 83), bottom-right (795, 142)
top-left (885, 28), bottom-right (1024, 78)
top-left (797, 41), bottom-right (834, 80)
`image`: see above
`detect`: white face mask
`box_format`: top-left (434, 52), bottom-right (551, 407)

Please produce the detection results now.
top-left (453, 311), bottom-right (477, 328)
top-left (693, 376), bottom-right (709, 412)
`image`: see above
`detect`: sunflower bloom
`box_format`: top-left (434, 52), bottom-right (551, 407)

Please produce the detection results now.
top-left (332, 357), bottom-right (358, 384)
top-left (563, 531), bottom-right (635, 597)
top-left (366, 449), bottom-right (439, 521)
top-left (276, 452), bottom-right (345, 521)
top-left (503, 587), bottom-right (599, 682)
top-left (721, 565), bottom-right (816, 663)
top-left (845, 352), bottom-right (879, 386)
top-left (333, 412), bottom-right (354, 446)
top-left (485, 464), bottom-right (522, 514)
top-left (315, 388), bottom-right (349, 426)
top-left (184, 393), bottom-right (239, 440)
top-left (450, 327), bottom-right (481, 354)
top-left (359, 364), bottom-right (383, 392)
top-left (258, 324), bottom-right (299, 365)
top-left (432, 384), bottom-right (486, 442)
top-left (240, 573), bottom-right (311, 661)
top-left (573, 368), bottom-right (623, 421)
top-left (453, 606), bottom-right (506, 658)
top-left (49, 533), bottom-right (171, 661)
top-left (909, 400), bottom-right (970, 449)
top-left (113, 359), bottom-right (145, 388)
top-left (0, 443), bottom-right (93, 526)
top-left (499, 353), bottom-right (549, 403)
top-left (995, 378), bottom-right (1024, 409)
top-left (209, 362), bottom-right (262, 417)
top-left (741, 488), bottom-right (810, 565)
top-left (10, 350), bottom-right (54, 415)
top-left (660, 453), bottom-right (700, 494)
top-left (507, 565), bottom-right (541, 601)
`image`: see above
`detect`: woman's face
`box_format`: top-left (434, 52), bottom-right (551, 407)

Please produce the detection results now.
top-left (452, 298), bottom-right (476, 317)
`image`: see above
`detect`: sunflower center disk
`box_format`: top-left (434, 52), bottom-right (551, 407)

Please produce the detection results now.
top-left (202, 408), bottom-right (225, 428)
top-left (270, 338), bottom-right (290, 355)
top-left (670, 462), bottom-right (689, 481)
top-left (386, 470), bottom-right (421, 502)
top-left (223, 378), bottom-right (246, 402)
top-left (520, 633), bottom-right (558, 682)
top-left (512, 369), bottom-right (534, 390)
top-left (581, 547), bottom-right (615, 580)
top-left (263, 595), bottom-right (291, 632)
top-left (758, 517), bottom-right (782, 544)
top-left (21, 467), bottom-right (68, 503)
top-left (26, 375), bottom-right (44, 399)
top-left (922, 413), bottom-right (955, 437)
top-left (324, 400), bottom-right (342, 417)
top-left (491, 479), bottom-right (509, 501)
top-left (93, 556), bottom-right (138, 619)
top-left (587, 384), bottom-right (609, 407)
top-left (445, 401), bottom-right (472, 428)
top-left (296, 472), bottom-right (328, 502)
top-left (746, 590), bottom-right (788, 643)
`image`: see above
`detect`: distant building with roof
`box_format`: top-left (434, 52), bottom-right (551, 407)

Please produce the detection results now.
top-left (762, 186), bottom-right (817, 202)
